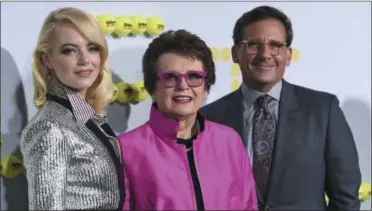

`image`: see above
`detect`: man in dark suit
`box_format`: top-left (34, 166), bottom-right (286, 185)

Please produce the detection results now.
top-left (201, 6), bottom-right (361, 211)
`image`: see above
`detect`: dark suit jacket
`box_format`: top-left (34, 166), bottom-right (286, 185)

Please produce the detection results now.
top-left (201, 80), bottom-right (361, 211)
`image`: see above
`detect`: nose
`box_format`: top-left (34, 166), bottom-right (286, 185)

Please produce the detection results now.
top-left (257, 43), bottom-right (272, 60)
top-left (175, 77), bottom-right (189, 90)
top-left (78, 52), bottom-right (89, 65)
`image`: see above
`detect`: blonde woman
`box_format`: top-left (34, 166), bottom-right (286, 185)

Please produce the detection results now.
top-left (20, 7), bottom-right (124, 210)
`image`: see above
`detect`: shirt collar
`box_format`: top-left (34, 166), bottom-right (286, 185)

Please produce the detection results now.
top-left (47, 77), bottom-right (100, 125)
top-left (241, 80), bottom-right (282, 109)
top-left (147, 103), bottom-right (205, 143)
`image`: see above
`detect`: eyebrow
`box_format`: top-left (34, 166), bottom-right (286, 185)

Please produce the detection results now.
top-left (60, 42), bottom-right (96, 48)
top-left (246, 38), bottom-right (285, 43)
top-left (60, 43), bottom-right (78, 48)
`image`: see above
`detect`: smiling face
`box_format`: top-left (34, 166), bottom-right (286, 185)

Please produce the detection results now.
top-left (232, 18), bottom-right (292, 91)
top-left (153, 53), bottom-right (207, 119)
top-left (45, 23), bottom-right (101, 98)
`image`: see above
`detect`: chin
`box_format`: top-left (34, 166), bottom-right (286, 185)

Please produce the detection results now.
top-left (70, 85), bottom-right (91, 92)
top-left (256, 78), bottom-right (275, 84)
top-left (172, 109), bottom-right (197, 119)
top-left (71, 81), bottom-right (95, 90)
top-left (254, 74), bottom-right (277, 84)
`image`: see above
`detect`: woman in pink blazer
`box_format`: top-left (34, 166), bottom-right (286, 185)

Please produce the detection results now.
top-left (118, 29), bottom-right (257, 210)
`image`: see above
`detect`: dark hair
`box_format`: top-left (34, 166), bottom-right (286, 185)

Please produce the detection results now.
top-left (232, 5), bottom-right (293, 46)
top-left (142, 29), bottom-right (216, 95)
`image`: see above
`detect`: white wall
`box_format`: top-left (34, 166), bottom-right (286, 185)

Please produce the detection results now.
top-left (1, 2), bottom-right (370, 210)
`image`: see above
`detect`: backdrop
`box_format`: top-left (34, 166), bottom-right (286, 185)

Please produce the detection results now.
top-left (1, 1), bottom-right (371, 210)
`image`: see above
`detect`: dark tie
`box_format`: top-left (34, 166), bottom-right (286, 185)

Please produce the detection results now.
top-left (252, 95), bottom-right (276, 201)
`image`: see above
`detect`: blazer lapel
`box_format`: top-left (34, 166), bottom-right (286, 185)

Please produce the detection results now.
top-left (85, 117), bottom-right (125, 209)
top-left (85, 120), bottom-right (122, 163)
top-left (266, 80), bottom-right (300, 204)
top-left (222, 90), bottom-right (245, 146)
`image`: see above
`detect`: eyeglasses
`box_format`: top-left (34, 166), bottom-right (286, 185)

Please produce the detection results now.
top-left (157, 71), bottom-right (207, 88)
top-left (239, 40), bottom-right (287, 56)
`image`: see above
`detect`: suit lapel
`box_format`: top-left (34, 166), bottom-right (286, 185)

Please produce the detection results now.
top-left (86, 120), bottom-right (125, 208)
top-left (266, 80), bottom-right (300, 203)
top-left (85, 120), bottom-right (122, 163)
top-left (222, 90), bottom-right (245, 146)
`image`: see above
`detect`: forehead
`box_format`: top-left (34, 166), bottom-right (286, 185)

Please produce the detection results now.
top-left (156, 53), bottom-right (204, 73)
top-left (54, 23), bottom-right (89, 46)
top-left (243, 18), bottom-right (286, 41)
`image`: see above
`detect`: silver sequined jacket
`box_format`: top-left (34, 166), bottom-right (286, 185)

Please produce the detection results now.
top-left (20, 78), bottom-right (125, 210)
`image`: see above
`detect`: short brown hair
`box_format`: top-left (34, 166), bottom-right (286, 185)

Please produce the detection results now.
top-left (233, 6), bottom-right (293, 46)
top-left (142, 29), bottom-right (216, 95)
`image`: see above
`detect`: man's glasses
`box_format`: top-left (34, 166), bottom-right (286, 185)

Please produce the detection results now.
top-left (239, 40), bottom-right (287, 56)
top-left (157, 71), bottom-right (207, 88)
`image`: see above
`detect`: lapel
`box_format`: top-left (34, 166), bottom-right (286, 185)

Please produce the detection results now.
top-left (47, 94), bottom-right (125, 209)
top-left (85, 120), bottom-right (122, 163)
top-left (266, 80), bottom-right (300, 203)
top-left (222, 89), bottom-right (245, 146)
top-left (84, 119), bottom-right (125, 210)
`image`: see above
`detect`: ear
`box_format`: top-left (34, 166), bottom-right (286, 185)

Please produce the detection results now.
top-left (286, 47), bottom-right (292, 66)
top-left (203, 90), bottom-right (209, 101)
top-left (42, 52), bottom-right (52, 69)
top-left (151, 91), bottom-right (157, 102)
top-left (231, 45), bottom-right (239, 63)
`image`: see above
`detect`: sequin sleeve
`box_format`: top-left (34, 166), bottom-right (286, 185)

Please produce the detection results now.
top-left (20, 119), bottom-right (69, 210)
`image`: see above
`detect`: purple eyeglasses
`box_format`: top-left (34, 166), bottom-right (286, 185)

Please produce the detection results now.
top-left (157, 71), bottom-right (207, 88)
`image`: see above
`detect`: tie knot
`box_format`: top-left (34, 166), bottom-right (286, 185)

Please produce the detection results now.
top-left (256, 95), bottom-right (271, 109)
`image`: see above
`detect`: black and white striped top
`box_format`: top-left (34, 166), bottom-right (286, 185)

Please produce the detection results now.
top-left (47, 77), bottom-right (105, 125)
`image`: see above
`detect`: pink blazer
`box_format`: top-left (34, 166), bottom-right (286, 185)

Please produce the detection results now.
top-left (119, 104), bottom-right (258, 210)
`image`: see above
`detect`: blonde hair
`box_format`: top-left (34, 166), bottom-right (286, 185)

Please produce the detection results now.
top-left (32, 7), bottom-right (113, 114)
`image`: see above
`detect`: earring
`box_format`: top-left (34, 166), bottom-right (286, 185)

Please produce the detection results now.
top-left (46, 68), bottom-right (54, 80)
top-left (204, 90), bottom-right (209, 100)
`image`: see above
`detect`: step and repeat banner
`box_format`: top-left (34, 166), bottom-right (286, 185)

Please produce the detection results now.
top-left (1, 1), bottom-right (371, 210)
